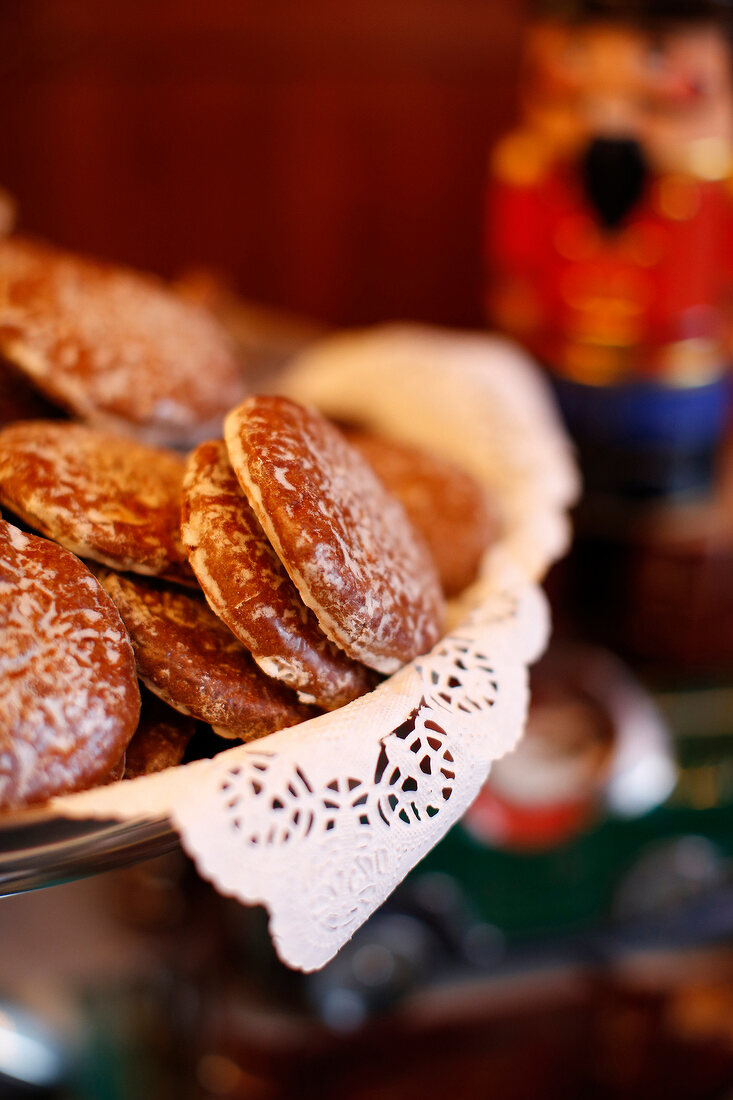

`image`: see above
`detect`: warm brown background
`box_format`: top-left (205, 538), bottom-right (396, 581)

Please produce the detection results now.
top-left (0, 1), bottom-right (525, 327)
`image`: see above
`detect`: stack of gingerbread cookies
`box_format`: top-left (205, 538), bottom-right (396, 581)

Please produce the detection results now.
top-left (0, 221), bottom-right (498, 814)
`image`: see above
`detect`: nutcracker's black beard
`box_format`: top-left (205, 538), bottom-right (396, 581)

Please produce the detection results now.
top-left (581, 136), bottom-right (648, 231)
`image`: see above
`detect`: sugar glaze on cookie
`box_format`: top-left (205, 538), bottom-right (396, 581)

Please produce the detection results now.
top-left (0, 235), bottom-right (245, 446)
top-left (0, 520), bottom-right (140, 810)
top-left (225, 396), bottom-right (445, 674)
top-left (182, 440), bottom-right (377, 708)
top-left (97, 568), bottom-right (316, 739)
top-left (0, 420), bottom-right (193, 584)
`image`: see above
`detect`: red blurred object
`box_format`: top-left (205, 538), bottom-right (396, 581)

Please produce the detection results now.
top-left (488, 165), bottom-right (733, 385)
top-left (485, 14), bottom-right (733, 388)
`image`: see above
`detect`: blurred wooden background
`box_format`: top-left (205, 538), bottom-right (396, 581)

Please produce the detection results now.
top-left (0, 0), bottom-right (525, 326)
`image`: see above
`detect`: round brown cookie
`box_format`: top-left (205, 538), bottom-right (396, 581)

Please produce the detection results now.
top-left (0, 235), bottom-right (245, 447)
top-left (181, 439), bottom-right (377, 708)
top-left (96, 568), bottom-right (316, 739)
top-left (224, 396), bottom-right (445, 675)
top-left (345, 429), bottom-right (501, 597)
top-left (123, 688), bottom-right (196, 779)
top-left (0, 520), bottom-right (140, 811)
top-left (0, 420), bottom-right (194, 585)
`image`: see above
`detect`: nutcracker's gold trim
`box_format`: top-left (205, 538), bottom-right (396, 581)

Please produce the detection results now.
top-left (556, 337), bottom-right (725, 387)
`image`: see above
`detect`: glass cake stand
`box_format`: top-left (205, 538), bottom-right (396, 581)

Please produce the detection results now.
top-left (0, 809), bottom-right (177, 896)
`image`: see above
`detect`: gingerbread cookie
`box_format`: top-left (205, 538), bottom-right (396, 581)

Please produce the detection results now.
top-left (96, 569), bottom-right (315, 739)
top-left (346, 429), bottom-right (500, 596)
top-left (224, 396), bottom-right (445, 674)
top-left (0, 236), bottom-right (245, 446)
top-left (181, 439), bottom-right (377, 708)
top-left (0, 520), bottom-right (140, 811)
top-left (123, 688), bottom-right (196, 779)
top-left (0, 420), bottom-right (193, 585)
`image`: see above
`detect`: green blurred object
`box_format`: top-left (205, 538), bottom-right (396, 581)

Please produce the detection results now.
top-left (421, 682), bottom-right (733, 938)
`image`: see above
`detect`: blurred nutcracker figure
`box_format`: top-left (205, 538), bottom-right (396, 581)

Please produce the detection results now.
top-left (487, 0), bottom-right (733, 501)
top-left (487, 0), bottom-right (733, 671)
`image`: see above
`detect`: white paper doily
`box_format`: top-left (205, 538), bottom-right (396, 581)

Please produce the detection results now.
top-left (53, 325), bottom-right (579, 971)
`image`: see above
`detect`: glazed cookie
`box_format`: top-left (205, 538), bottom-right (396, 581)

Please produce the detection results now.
top-left (346, 429), bottom-right (500, 597)
top-left (0, 235), bottom-right (245, 446)
top-left (96, 569), bottom-right (316, 739)
top-left (123, 688), bottom-right (197, 779)
top-left (0, 520), bottom-right (140, 811)
top-left (181, 440), bottom-right (377, 709)
top-left (224, 396), bottom-right (445, 674)
top-left (0, 420), bottom-right (194, 585)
